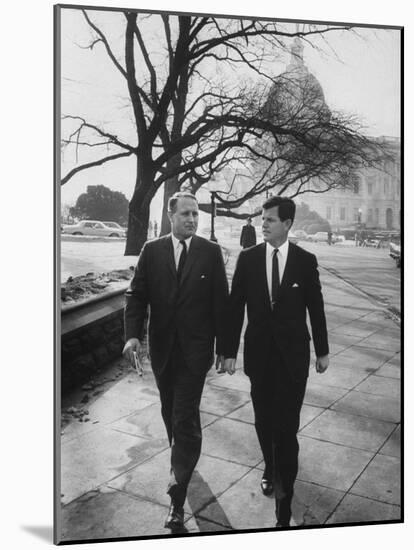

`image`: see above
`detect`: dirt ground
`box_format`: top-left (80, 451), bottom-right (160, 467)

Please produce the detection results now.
top-left (61, 268), bottom-right (134, 303)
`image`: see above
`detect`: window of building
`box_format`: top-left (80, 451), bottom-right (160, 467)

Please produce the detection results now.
top-left (375, 208), bottom-right (379, 225)
top-left (368, 209), bottom-right (373, 223)
top-left (326, 206), bottom-right (332, 220)
top-left (384, 182), bottom-right (389, 195)
top-left (340, 207), bottom-right (346, 221)
top-left (366, 175), bottom-right (376, 195)
top-left (352, 174), bottom-right (360, 194)
top-left (353, 208), bottom-right (359, 221)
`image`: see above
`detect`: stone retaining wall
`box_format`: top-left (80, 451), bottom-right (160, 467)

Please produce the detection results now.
top-left (60, 290), bottom-right (128, 395)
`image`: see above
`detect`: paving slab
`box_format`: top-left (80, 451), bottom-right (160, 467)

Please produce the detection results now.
top-left (329, 321), bottom-right (379, 339)
top-left (79, 377), bottom-right (158, 425)
top-left (379, 425), bottom-right (401, 458)
top-left (308, 364), bottom-right (370, 390)
top-left (297, 436), bottom-right (374, 492)
top-left (207, 370), bottom-right (251, 393)
top-left (326, 493), bottom-right (401, 525)
top-left (355, 375), bottom-right (400, 399)
top-left (331, 390), bottom-right (400, 423)
top-left (60, 487), bottom-right (180, 541)
top-left (293, 480), bottom-right (345, 526)
top-left (199, 468), bottom-right (276, 529)
top-left (61, 427), bottom-right (168, 504)
top-left (200, 384), bottom-right (250, 416)
top-left (183, 515), bottom-right (232, 533)
top-left (358, 331), bottom-right (401, 352)
top-left (301, 409), bottom-right (395, 452)
top-left (227, 401), bottom-right (255, 424)
top-left (332, 345), bottom-right (396, 372)
top-left (351, 454), bottom-right (401, 505)
top-left (325, 332), bottom-right (367, 353)
top-left (303, 381), bottom-right (348, 408)
top-left (201, 417), bottom-right (263, 467)
top-left (360, 312), bottom-right (398, 329)
top-left (376, 362), bottom-right (401, 379)
top-left (108, 449), bottom-right (250, 516)
top-left (109, 402), bottom-right (219, 440)
top-left (299, 404), bottom-right (325, 430)
top-left (386, 352), bottom-right (401, 367)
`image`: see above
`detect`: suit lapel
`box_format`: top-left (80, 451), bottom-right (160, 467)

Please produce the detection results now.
top-left (279, 242), bottom-right (296, 294)
top-left (163, 234), bottom-right (177, 279)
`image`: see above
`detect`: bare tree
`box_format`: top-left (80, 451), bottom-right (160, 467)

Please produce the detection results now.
top-left (61, 10), bottom-right (386, 254)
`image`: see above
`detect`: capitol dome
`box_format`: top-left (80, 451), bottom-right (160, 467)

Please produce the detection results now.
top-left (263, 36), bottom-right (330, 124)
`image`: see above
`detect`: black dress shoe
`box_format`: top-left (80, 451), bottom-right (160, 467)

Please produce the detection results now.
top-left (260, 478), bottom-right (274, 496)
top-left (275, 521), bottom-right (290, 528)
top-left (164, 504), bottom-right (184, 529)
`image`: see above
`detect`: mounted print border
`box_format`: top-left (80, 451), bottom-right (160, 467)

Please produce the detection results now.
top-left (54, 3), bottom-right (403, 545)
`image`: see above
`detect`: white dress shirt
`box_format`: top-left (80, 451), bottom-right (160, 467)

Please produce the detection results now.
top-left (266, 239), bottom-right (290, 305)
top-left (171, 234), bottom-right (193, 268)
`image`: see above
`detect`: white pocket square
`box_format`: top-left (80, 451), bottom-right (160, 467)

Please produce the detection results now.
top-left (201, 275), bottom-right (206, 279)
top-left (292, 283), bottom-right (299, 288)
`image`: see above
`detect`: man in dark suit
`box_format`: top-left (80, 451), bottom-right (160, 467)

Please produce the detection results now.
top-left (224, 196), bottom-right (329, 527)
top-left (240, 216), bottom-right (257, 248)
top-left (123, 192), bottom-right (228, 530)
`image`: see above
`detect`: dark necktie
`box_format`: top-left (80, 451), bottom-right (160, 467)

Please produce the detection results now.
top-left (271, 248), bottom-right (279, 308)
top-left (177, 240), bottom-right (187, 282)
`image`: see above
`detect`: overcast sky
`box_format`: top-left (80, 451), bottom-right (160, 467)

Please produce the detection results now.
top-left (59, 7), bottom-right (401, 216)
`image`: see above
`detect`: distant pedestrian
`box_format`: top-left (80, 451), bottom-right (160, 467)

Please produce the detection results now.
top-left (327, 231), bottom-right (332, 245)
top-left (240, 217), bottom-right (257, 249)
top-left (148, 220), bottom-right (153, 238)
top-left (154, 220), bottom-right (158, 237)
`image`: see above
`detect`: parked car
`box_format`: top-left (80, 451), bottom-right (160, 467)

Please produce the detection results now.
top-left (307, 231), bottom-right (340, 244)
top-left (288, 231), bottom-right (299, 244)
top-left (61, 220), bottom-right (127, 238)
top-left (293, 229), bottom-right (308, 240)
top-left (389, 235), bottom-right (401, 268)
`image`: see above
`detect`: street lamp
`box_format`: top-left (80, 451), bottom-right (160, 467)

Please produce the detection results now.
top-left (358, 208), bottom-right (362, 225)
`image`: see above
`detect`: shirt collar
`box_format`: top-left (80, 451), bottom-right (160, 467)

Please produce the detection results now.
top-left (266, 238), bottom-right (289, 259)
top-left (171, 233), bottom-right (193, 250)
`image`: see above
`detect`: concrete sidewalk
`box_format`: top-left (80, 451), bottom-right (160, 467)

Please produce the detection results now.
top-left (59, 248), bottom-right (401, 542)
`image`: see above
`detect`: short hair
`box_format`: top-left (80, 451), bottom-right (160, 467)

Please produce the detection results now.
top-left (168, 191), bottom-right (198, 213)
top-left (262, 196), bottom-right (296, 223)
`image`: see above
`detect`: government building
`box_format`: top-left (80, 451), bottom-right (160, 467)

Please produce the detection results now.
top-left (216, 31), bottom-right (401, 233)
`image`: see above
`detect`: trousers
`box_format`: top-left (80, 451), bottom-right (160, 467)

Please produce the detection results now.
top-left (250, 345), bottom-right (307, 522)
top-left (155, 339), bottom-right (207, 506)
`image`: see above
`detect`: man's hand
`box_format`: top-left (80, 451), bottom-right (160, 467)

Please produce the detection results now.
top-left (224, 358), bottom-right (236, 376)
top-left (122, 338), bottom-right (141, 367)
top-left (315, 354), bottom-right (329, 373)
top-left (215, 355), bottom-right (225, 373)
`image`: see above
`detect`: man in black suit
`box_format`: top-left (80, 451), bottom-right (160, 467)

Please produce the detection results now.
top-left (224, 196), bottom-right (329, 527)
top-left (123, 192), bottom-right (228, 530)
top-left (240, 216), bottom-right (257, 248)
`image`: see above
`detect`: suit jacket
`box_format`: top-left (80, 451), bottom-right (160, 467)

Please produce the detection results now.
top-left (124, 234), bottom-right (229, 376)
top-left (226, 242), bottom-right (329, 381)
top-left (240, 224), bottom-right (257, 248)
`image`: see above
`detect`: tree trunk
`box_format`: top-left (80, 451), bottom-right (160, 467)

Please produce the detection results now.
top-left (124, 158), bottom-right (156, 255)
top-left (124, 204), bottom-right (150, 256)
top-left (160, 154), bottom-right (183, 236)
top-left (160, 177), bottom-right (181, 235)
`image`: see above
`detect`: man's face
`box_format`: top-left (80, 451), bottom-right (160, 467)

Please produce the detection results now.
top-left (262, 206), bottom-right (291, 244)
top-left (169, 197), bottom-right (199, 240)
